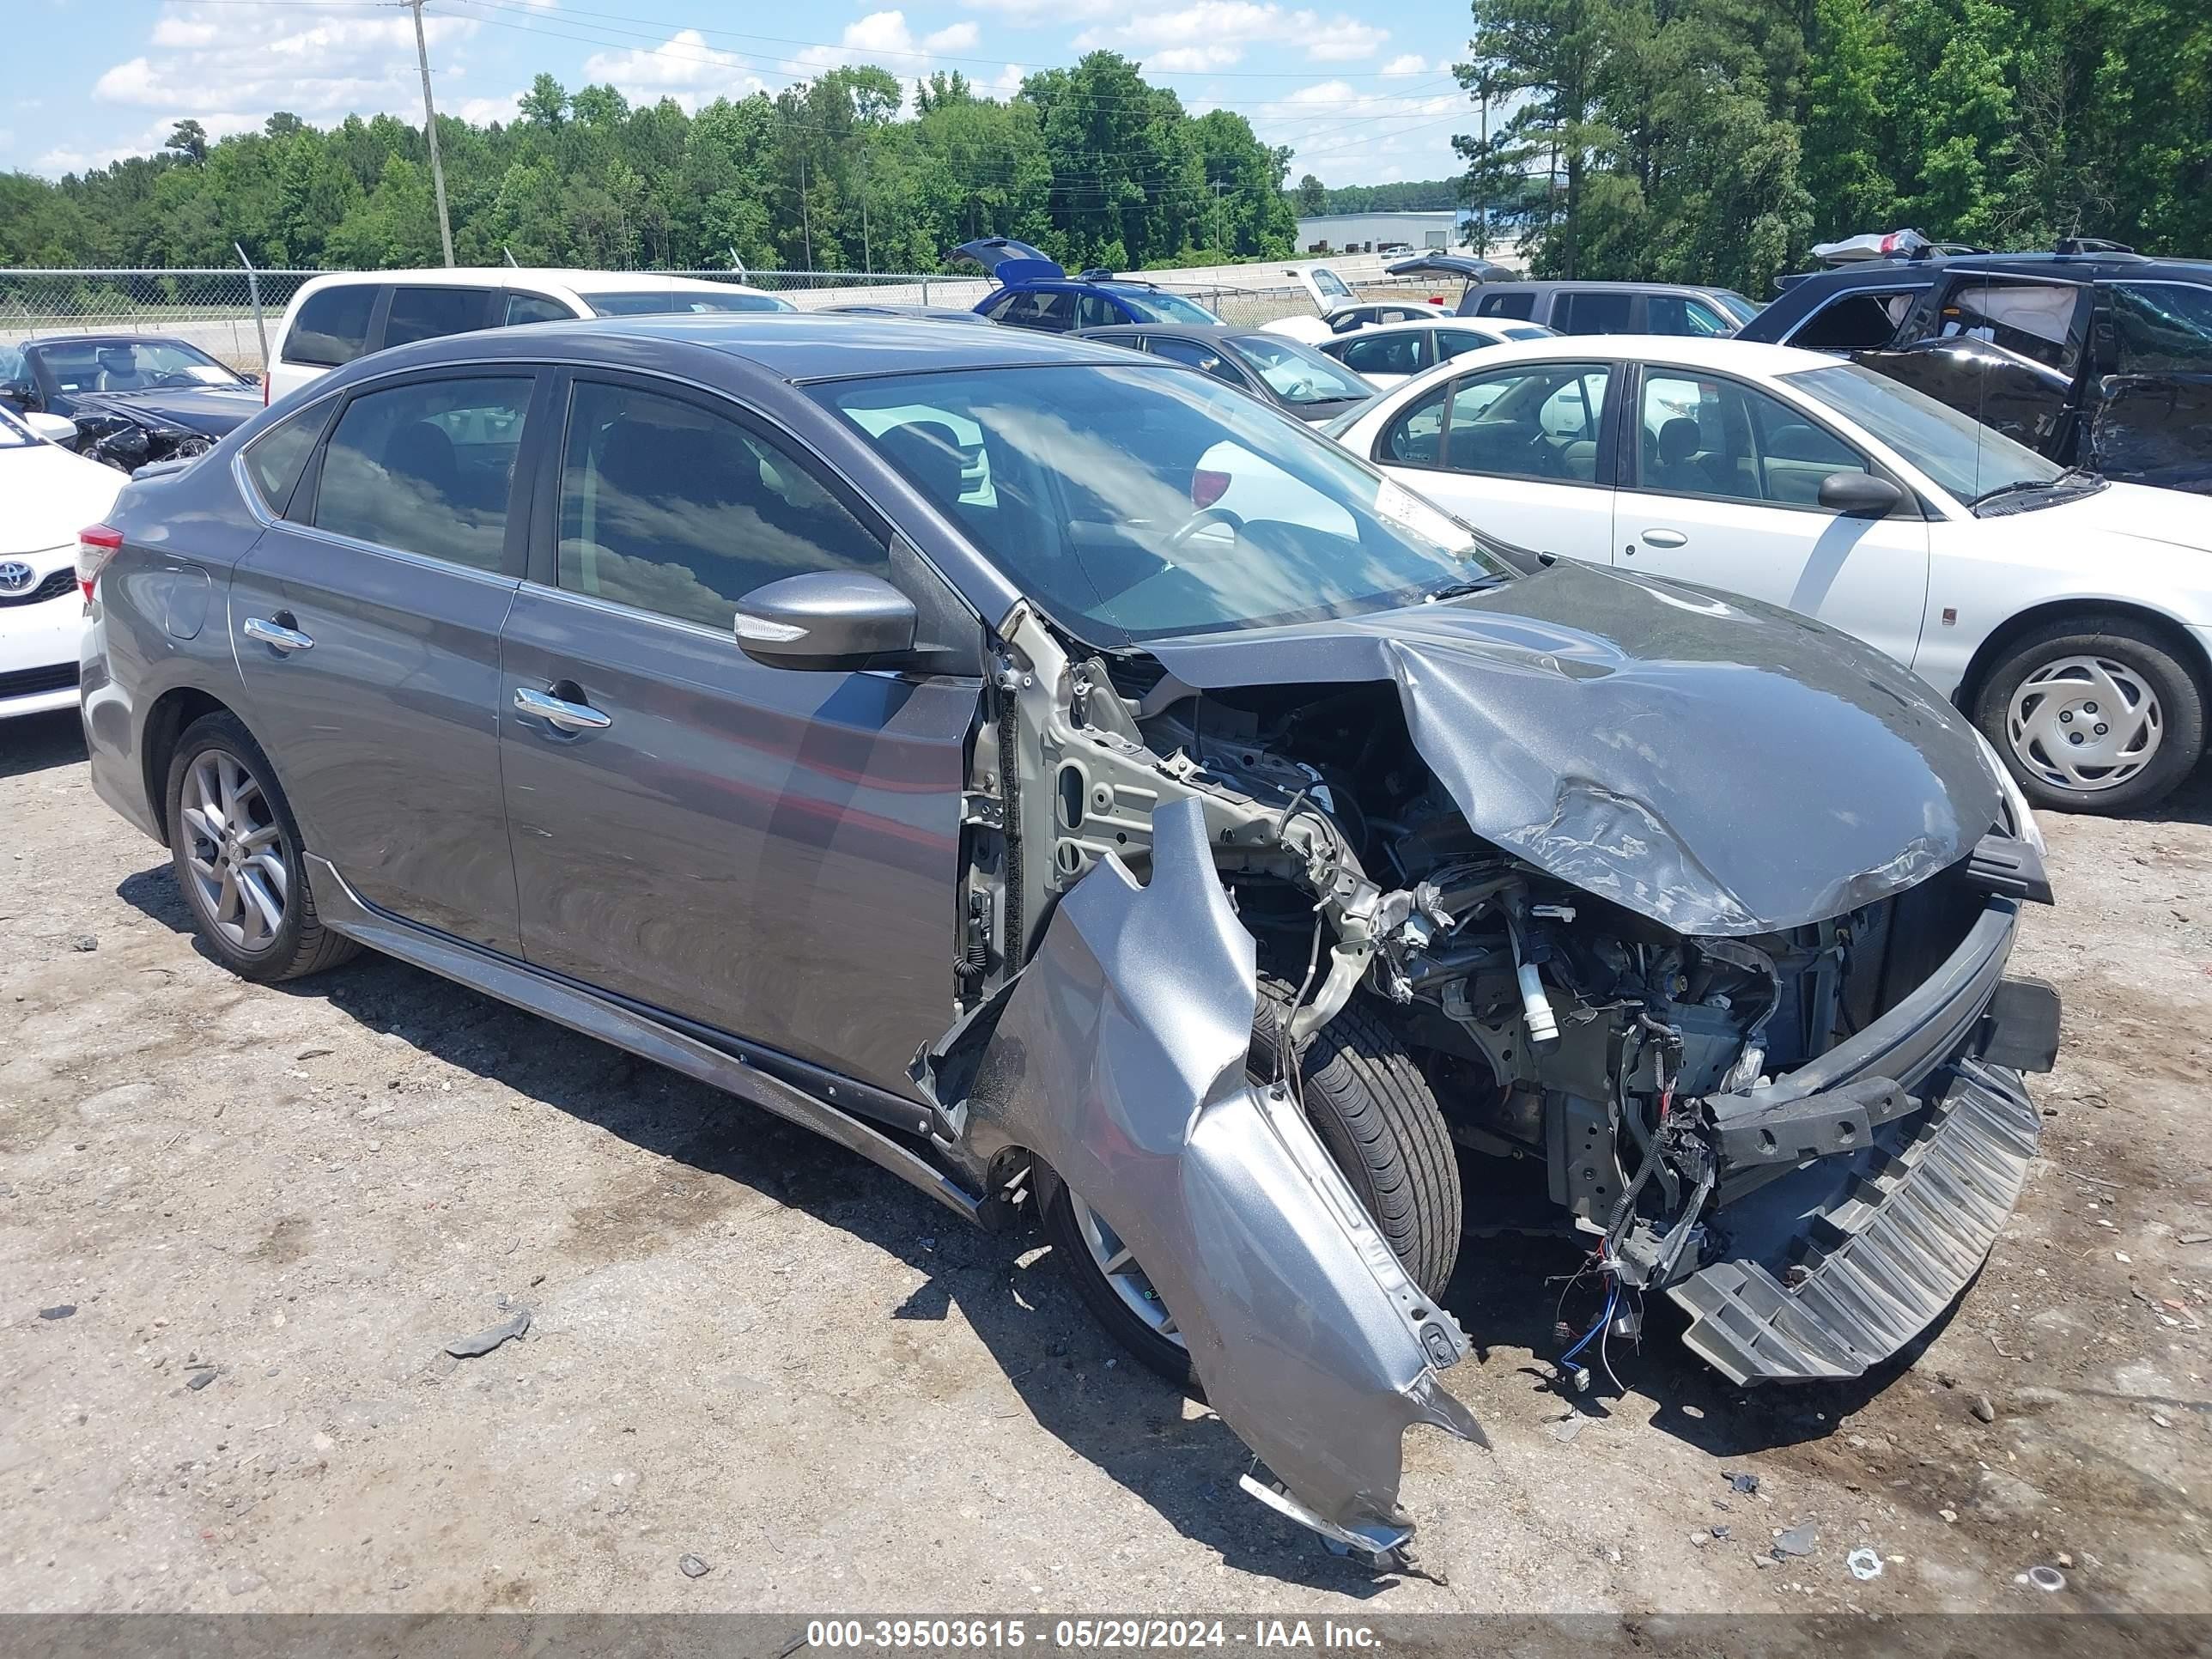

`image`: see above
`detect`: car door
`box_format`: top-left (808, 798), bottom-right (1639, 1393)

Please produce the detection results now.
top-left (1869, 274), bottom-right (2093, 461)
top-left (2084, 279), bottom-right (2212, 491)
top-left (1612, 365), bottom-right (1931, 668)
top-left (228, 368), bottom-right (544, 953)
top-left (496, 371), bottom-right (977, 1099)
top-left (1370, 358), bottom-right (1618, 563)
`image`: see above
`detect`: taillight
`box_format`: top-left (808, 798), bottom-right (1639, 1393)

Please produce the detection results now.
top-left (1192, 468), bottom-right (1231, 510)
top-left (77, 524), bottom-right (124, 603)
top-left (263, 373), bottom-right (271, 406)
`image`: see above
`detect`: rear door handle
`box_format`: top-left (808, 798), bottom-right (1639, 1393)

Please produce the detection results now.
top-left (514, 685), bottom-right (611, 732)
top-left (242, 615), bottom-right (313, 653)
top-left (1641, 528), bottom-right (1689, 548)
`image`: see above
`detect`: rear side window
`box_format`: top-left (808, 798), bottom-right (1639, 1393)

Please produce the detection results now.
top-left (556, 380), bottom-right (886, 631)
top-left (312, 376), bottom-right (532, 572)
top-left (384, 286), bottom-right (492, 349)
top-left (1476, 292), bottom-right (1536, 320)
top-left (283, 283), bottom-right (376, 368)
top-left (1335, 331), bottom-right (1430, 379)
top-left (1556, 291), bottom-right (1632, 333)
top-left (1791, 289), bottom-right (1918, 351)
top-left (242, 400), bottom-right (328, 516)
top-left (504, 293), bottom-right (573, 326)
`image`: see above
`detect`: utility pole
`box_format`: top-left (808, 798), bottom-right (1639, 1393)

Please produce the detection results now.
top-left (408, 0), bottom-right (455, 266)
top-left (1209, 179), bottom-right (1230, 253)
top-left (798, 152), bottom-right (813, 271)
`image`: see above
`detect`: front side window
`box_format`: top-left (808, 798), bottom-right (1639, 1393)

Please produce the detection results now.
top-left (1223, 334), bottom-right (1372, 404)
top-left (1791, 289), bottom-right (1921, 351)
top-left (1441, 362), bottom-right (1610, 483)
top-left (285, 284), bottom-right (376, 368)
top-left (557, 380), bottom-right (885, 631)
top-left (1556, 291), bottom-right (1633, 334)
top-left (1379, 381), bottom-right (1449, 466)
top-left (1638, 373), bottom-right (1869, 507)
top-left (504, 293), bottom-right (574, 326)
top-left (1147, 337), bottom-right (1244, 386)
top-left (313, 376), bottom-right (531, 572)
top-left (1074, 293), bottom-right (1121, 331)
top-left (384, 286), bottom-right (492, 349)
top-left (1934, 279), bottom-right (2087, 373)
top-left (1436, 328), bottom-right (1502, 361)
top-left (2102, 283), bottom-right (2212, 374)
top-left (1646, 295), bottom-right (1733, 337)
top-left (817, 364), bottom-right (1501, 646)
top-left (1335, 331), bottom-right (1430, 379)
top-left (1122, 289), bottom-right (1223, 325)
top-left (243, 400), bottom-right (329, 516)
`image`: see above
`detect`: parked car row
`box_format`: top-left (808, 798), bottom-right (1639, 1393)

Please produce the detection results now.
top-left (73, 308), bottom-right (2063, 1567)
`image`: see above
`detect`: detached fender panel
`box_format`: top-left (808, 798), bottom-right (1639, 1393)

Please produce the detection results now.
top-left (948, 798), bottom-right (1483, 1552)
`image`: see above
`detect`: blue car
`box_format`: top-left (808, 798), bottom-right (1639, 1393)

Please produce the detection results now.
top-left (956, 238), bottom-right (1224, 332)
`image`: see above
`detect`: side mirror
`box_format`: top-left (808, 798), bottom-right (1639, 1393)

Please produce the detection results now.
top-left (1818, 471), bottom-right (1905, 516)
top-left (0, 380), bottom-right (35, 410)
top-left (26, 411), bottom-right (79, 446)
top-left (733, 570), bottom-right (917, 672)
top-left (239, 371), bottom-right (262, 387)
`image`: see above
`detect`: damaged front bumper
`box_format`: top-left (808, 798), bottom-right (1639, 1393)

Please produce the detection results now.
top-left (931, 798), bottom-right (1485, 1559)
top-left (1673, 887), bottom-right (2060, 1382)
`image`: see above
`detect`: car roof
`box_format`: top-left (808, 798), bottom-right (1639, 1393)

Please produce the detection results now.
top-left (390, 311), bottom-right (1144, 382)
top-left (1776, 250), bottom-right (2212, 294)
top-left (25, 332), bottom-right (202, 350)
top-left (1474, 280), bottom-right (1738, 296)
top-left (1075, 323), bottom-right (1247, 341)
top-left (289, 267), bottom-right (777, 296)
top-left (1322, 317), bottom-right (1486, 338)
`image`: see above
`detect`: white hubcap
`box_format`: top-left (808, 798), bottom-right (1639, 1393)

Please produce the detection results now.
top-left (2007, 653), bottom-right (2162, 794)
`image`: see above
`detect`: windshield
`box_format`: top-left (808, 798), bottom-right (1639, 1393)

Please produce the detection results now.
top-left (1224, 333), bottom-right (1373, 405)
top-left (1713, 291), bottom-right (1762, 324)
top-left (1502, 324), bottom-right (1557, 341)
top-left (816, 364), bottom-right (1504, 646)
top-left (1786, 360), bottom-right (2063, 502)
top-left (1311, 268), bottom-right (1354, 301)
top-left (583, 289), bottom-right (794, 316)
top-left (1122, 289), bottom-right (1224, 325)
top-left (31, 337), bottom-right (245, 394)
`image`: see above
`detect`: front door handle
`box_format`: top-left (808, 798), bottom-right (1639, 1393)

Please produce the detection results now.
top-left (242, 615), bottom-right (313, 653)
top-left (514, 684), bottom-right (611, 732)
top-left (1641, 528), bottom-right (1689, 549)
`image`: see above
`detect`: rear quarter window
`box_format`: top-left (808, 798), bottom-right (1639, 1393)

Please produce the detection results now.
top-left (384, 286), bottom-right (492, 349)
top-left (283, 283), bottom-right (378, 368)
top-left (242, 399), bottom-right (331, 517)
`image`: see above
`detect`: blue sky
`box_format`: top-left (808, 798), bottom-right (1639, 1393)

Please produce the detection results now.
top-left (6, 0), bottom-right (1477, 186)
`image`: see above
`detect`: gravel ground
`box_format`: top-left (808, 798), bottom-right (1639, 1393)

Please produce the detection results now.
top-left (3, 704), bottom-right (2209, 1617)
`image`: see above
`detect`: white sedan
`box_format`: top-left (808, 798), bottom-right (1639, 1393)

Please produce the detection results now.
top-left (1330, 334), bottom-right (2212, 811)
top-left (1, 404), bottom-right (122, 718)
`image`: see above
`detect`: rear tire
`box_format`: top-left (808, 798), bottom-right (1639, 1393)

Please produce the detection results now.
top-left (1972, 615), bottom-right (2205, 813)
top-left (1046, 980), bottom-right (1460, 1389)
top-left (166, 712), bottom-right (359, 983)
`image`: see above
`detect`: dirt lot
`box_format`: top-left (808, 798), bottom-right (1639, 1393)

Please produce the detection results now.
top-left (4, 704), bottom-right (2210, 1620)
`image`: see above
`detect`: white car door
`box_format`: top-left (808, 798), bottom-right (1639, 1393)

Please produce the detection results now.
top-left (1364, 358), bottom-right (1618, 565)
top-left (1614, 367), bottom-right (1931, 668)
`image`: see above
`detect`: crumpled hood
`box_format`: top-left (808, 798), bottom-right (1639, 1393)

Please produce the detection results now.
top-left (1146, 561), bottom-right (2005, 936)
top-left (70, 386), bottom-right (258, 436)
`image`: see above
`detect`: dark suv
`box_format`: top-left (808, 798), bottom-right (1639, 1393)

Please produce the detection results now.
top-left (1737, 246), bottom-right (2212, 493)
top-left (1383, 259), bottom-right (1759, 337)
top-left (76, 313), bottom-right (2057, 1567)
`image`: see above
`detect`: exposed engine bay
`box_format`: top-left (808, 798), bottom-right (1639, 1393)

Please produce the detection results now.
top-left (927, 581), bottom-right (2057, 1565)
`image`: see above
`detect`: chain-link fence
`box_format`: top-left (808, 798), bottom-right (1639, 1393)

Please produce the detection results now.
top-left (0, 264), bottom-right (1450, 375)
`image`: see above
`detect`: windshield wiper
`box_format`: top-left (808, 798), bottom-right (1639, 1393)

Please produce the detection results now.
top-left (1424, 575), bottom-right (1510, 602)
top-left (1970, 466), bottom-right (2101, 509)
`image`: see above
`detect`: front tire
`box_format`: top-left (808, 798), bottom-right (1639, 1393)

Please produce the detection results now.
top-left (1973, 615), bottom-right (2205, 813)
top-left (166, 712), bottom-right (358, 983)
top-left (1046, 981), bottom-right (1460, 1389)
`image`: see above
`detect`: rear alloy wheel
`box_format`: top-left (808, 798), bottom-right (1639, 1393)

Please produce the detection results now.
top-left (1974, 617), bottom-right (2204, 813)
top-left (166, 712), bottom-right (359, 983)
top-left (1044, 979), bottom-right (1460, 1390)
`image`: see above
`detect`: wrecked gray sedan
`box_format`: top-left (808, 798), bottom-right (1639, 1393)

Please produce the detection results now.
top-left (81, 315), bottom-right (2058, 1567)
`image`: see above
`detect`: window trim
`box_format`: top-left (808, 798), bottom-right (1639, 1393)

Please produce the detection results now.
top-left (526, 365), bottom-right (899, 629)
top-left (1373, 358), bottom-right (1620, 492)
top-left (1616, 361), bottom-right (1923, 518)
top-left (289, 365), bottom-right (549, 580)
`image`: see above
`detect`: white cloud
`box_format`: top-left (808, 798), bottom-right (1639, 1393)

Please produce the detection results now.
top-left (924, 21), bottom-right (981, 52)
top-left (581, 28), bottom-right (767, 112)
top-left (454, 91), bottom-right (526, 125)
top-left (1259, 76), bottom-right (1466, 185)
top-left (786, 12), bottom-right (989, 93)
top-left (960, 0), bottom-right (1111, 18)
top-left (89, 4), bottom-right (479, 125)
top-left (1073, 3), bottom-right (1387, 70)
top-left (1379, 53), bottom-right (1428, 76)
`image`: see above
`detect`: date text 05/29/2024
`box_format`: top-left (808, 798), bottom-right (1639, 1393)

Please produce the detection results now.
top-left (800, 1619), bottom-right (1383, 1650)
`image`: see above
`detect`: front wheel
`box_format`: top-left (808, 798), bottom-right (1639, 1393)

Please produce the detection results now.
top-left (1973, 616), bottom-right (2206, 813)
top-left (1045, 982), bottom-right (1460, 1389)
